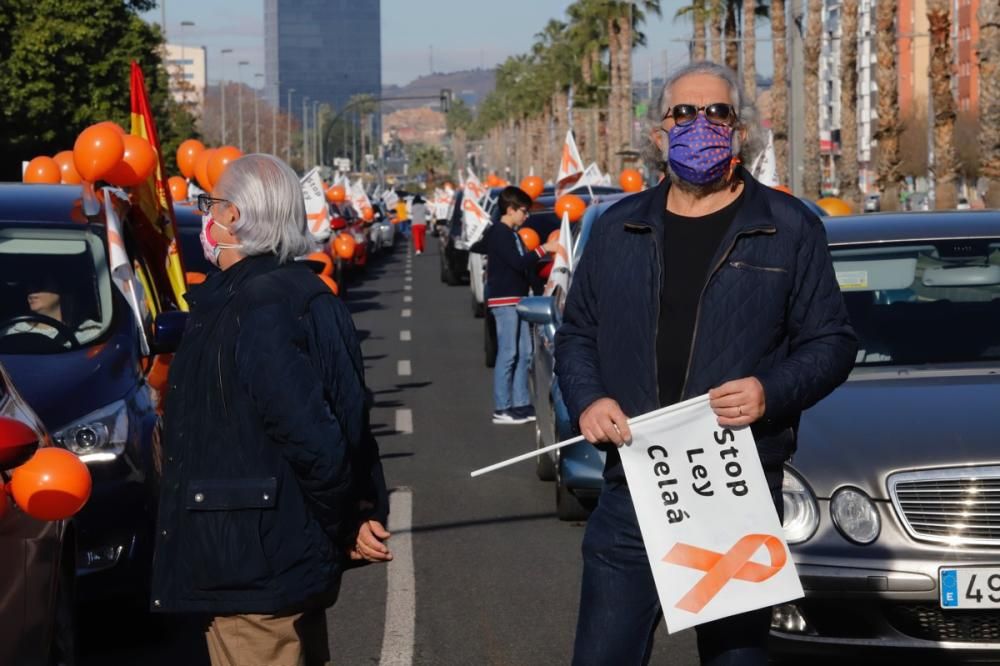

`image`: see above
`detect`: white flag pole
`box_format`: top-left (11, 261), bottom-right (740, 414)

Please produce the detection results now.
top-left (470, 395), bottom-right (712, 477)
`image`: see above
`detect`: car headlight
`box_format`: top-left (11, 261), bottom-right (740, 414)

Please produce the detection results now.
top-left (53, 400), bottom-right (128, 462)
top-left (782, 467), bottom-right (819, 544)
top-left (831, 486), bottom-right (881, 544)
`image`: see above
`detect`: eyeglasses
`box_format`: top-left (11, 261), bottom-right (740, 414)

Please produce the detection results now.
top-left (196, 194), bottom-right (231, 214)
top-left (663, 103), bottom-right (737, 127)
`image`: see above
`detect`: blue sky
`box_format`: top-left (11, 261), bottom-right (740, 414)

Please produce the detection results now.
top-left (144, 1), bottom-right (773, 88)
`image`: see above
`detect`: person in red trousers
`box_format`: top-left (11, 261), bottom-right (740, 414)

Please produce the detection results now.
top-left (411, 195), bottom-right (428, 254)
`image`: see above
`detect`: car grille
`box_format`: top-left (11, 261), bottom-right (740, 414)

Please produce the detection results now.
top-left (886, 603), bottom-right (1000, 643)
top-left (889, 466), bottom-right (1000, 546)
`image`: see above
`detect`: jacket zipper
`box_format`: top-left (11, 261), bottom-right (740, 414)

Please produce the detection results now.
top-left (729, 260), bottom-right (787, 274)
top-left (680, 227), bottom-right (777, 397)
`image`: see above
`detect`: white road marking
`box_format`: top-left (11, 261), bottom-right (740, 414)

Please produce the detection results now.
top-left (405, 276), bottom-right (413, 282)
top-left (400, 330), bottom-right (411, 342)
top-left (379, 487), bottom-right (414, 666)
top-left (394, 409), bottom-right (413, 434)
top-left (402, 309), bottom-right (412, 318)
top-left (397, 360), bottom-right (412, 376)
top-left (404, 284), bottom-right (412, 291)
top-left (403, 295), bottom-right (413, 303)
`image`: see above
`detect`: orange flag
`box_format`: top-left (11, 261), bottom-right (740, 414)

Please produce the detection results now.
top-left (129, 61), bottom-right (189, 313)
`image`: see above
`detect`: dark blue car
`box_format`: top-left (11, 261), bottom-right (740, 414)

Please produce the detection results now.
top-left (0, 183), bottom-right (185, 605)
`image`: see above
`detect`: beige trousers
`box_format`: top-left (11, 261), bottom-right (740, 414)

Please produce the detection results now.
top-left (205, 609), bottom-right (331, 666)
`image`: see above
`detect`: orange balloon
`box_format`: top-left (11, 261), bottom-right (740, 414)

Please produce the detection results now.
top-left (208, 146), bottom-right (243, 188)
top-left (307, 251), bottom-right (334, 277)
top-left (326, 185), bottom-right (347, 203)
top-left (518, 227), bottom-right (540, 251)
top-left (520, 176), bottom-right (544, 200)
top-left (0, 416), bottom-right (38, 468)
top-left (9, 447), bottom-right (92, 521)
top-left (93, 121), bottom-right (126, 135)
top-left (53, 151), bottom-right (82, 184)
top-left (555, 194), bottom-right (586, 222)
top-left (105, 134), bottom-right (157, 187)
top-left (619, 169), bottom-right (643, 193)
top-left (360, 206), bottom-right (374, 222)
top-left (772, 184), bottom-right (793, 195)
top-left (186, 271), bottom-right (207, 285)
top-left (547, 229), bottom-right (561, 244)
top-left (194, 148), bottom-right (216, 192)
top-left (816, 197), bottom-right (853, 216)
top-left (176, 139), bottom-right (205, 179)
top-left (334, 233), bottom-right (357, 260)
top-left (319, 274), bottom-right (339, 295)
top-left (23, 156), bottom-right (61, 184)
top-left (168, 176), bottom-right (188, 202)
top-left (73, 124), bottom-right (125, 182)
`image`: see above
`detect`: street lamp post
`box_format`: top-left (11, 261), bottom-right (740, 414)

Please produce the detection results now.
top-left (220, 48), bottom-right (233, 144)
top-left (286, 88), bottom-right (295, 162)
top-left (254, 73), bottom-right (263, 153)
top-left (179, 21), bottom-right (195, 107)
top-left (312, 101), bottom-right (320, 167)
top-left (302, 96), bottom-right (310, 169)
top-left (272, 80), bottom-right (279, 155)
top-left (237, 60), bottom-right (249, 151)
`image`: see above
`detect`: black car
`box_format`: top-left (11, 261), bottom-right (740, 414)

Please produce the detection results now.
top-left (440, 189), bottom-right (470, 286)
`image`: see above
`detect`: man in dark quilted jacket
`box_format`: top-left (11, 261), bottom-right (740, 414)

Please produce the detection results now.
top-left (555, 62), bottom-right (857, 665)
top-left (151, 155), bottom-right (390, 666)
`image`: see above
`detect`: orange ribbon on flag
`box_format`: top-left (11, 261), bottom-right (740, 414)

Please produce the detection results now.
top-left (663, 534), bottom-right (787, 614)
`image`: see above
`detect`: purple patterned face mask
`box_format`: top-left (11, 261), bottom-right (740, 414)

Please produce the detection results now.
top-left (665, 114), bottom-right (735, 185)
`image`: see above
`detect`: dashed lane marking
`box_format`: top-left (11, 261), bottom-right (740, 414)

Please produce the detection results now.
top-left (402, 309), bottom-right (412, 318)
top-left (400, 330), bottom-right (411, 341)
top-left (397, 360), bottom-right (412, 376)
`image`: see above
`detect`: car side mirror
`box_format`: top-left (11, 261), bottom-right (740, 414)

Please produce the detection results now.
top-left (0, 416), bottom-right (40, 472)
top-left (152, 311), bottom-right (189, 355)
top-left (517, 296), bottom-right (555, 325)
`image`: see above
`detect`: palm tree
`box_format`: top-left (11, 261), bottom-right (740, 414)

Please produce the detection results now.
top-left (770, 0), bottom-right (788, 185)
top-left (978, 0), bottom-right (1000, 207)
top-left (838, 0), bottom-right (860, 209)
top-left (927, 0), bottom-right (959, 209)
top-left (710, 0), bottom-right (724, 62)
top-left (874, 0), bottom-right (903, 211)
top-left (674, 1), bottom-right (708, 61)
top-left (725, 0), bottom-right (739, 71)
top-left (742, 0), bottom-right (756, 99)
top-left (802, 0), bottom-right (823, 199)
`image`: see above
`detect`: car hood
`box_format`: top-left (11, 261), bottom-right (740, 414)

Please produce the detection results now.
top-left (0, 329), bottom-right (137, 432)
top-left (792, 366), bottom-right (1000, 500)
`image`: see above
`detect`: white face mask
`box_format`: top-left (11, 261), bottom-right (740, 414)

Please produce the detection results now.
top-left (199, 214), bottom-right (240, 268)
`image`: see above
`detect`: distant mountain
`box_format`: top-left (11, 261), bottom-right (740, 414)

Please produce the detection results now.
top-left (381, 68), bottom-right (496, 112)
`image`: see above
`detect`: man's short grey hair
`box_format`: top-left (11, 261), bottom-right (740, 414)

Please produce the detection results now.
top-left (642, 60), bottom-right (764, 176)
top-left (214, 154), bottom-right (316, 263)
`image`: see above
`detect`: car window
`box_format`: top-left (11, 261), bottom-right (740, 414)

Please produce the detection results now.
top-left (833, 241), bottom-right (1000, 366)
top-left (0, 227), bottom-right (113, 354)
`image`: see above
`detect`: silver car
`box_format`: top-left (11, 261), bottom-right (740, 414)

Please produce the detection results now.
top-left (771, 210), bottom-right (1000, 661)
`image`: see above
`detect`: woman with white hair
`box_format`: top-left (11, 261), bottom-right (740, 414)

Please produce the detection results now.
top-left (150, 154), bottom-right (391, 666)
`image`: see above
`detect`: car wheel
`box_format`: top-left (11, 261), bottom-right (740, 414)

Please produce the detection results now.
top-left (472, 292), bottom-right (484, 318)
top-left (535, 420), bottom-right (556, 481)
top-left (48, 552), bottom-right (77, 666)
top-left (555, 451), bottom-right (592, 521)
top-left (484, 309), bottom-right (497, 368)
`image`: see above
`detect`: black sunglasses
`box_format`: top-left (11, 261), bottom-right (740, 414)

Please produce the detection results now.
top-left (196, 194), bottom-right (231, 214)
top-left (663, 103), bottom-right (737, 127)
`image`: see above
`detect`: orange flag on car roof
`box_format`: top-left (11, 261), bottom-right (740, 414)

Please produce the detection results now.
top-left (128, 61), bottom-right (189, 313)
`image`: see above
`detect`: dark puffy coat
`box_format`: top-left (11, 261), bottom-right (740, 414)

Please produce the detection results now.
top-left (554, 169), bottom-right (858, 482)
top-left (150, 254), bottom-right (387, 614)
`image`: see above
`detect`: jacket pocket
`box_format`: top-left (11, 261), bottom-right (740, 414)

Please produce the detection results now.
top-left (729, 260), bottom-right (788, 274)
top-left (183, 478), bottom-right (277, 591)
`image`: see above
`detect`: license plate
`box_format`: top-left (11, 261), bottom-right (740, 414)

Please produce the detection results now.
top-left (940, 567), bottom-right (1000, 609)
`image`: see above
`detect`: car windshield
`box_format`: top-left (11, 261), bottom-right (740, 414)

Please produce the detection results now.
top-left (832, 240), bottom-right (1000, 366)
top-left (0, 227), bottom-right (113, 354)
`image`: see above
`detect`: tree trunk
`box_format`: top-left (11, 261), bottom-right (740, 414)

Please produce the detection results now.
top-left (693, 0), bottom-right (707, 61)
top-left (771, 0), bottom-right (788, 185)
top-left (839, 0), bottom-right (861, 210)
top-left (803, 0), bottom-right (823, 199)
top-left (725, 1), bottom-right (739, 71)
top-left (599, 109), bottom-right (611, 173)
top-left (978, 0), bottom-right (1000, 207)
top-left (742, 0), bottom-right (756, 99)
top-left (620, 12), bottom-right (634, 157)
top-left (928, 0), bottom-right (959, 210)
top-left (710, 0), bottom-right (724, 63)
top-left (607, 16), bottom-right (621, 173)
top-left (875, 0), bottom-right (903, 210)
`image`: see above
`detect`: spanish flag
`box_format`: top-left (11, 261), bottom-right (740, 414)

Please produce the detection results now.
top-left (128, 60), bottom-right (189, 313)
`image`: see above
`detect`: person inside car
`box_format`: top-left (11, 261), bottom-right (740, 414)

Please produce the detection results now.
top-left (2, 275), bottom-right (101, 345)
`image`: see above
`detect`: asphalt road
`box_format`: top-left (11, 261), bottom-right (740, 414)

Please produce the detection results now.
top-left (79, 235), bottom-right (699, 665)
